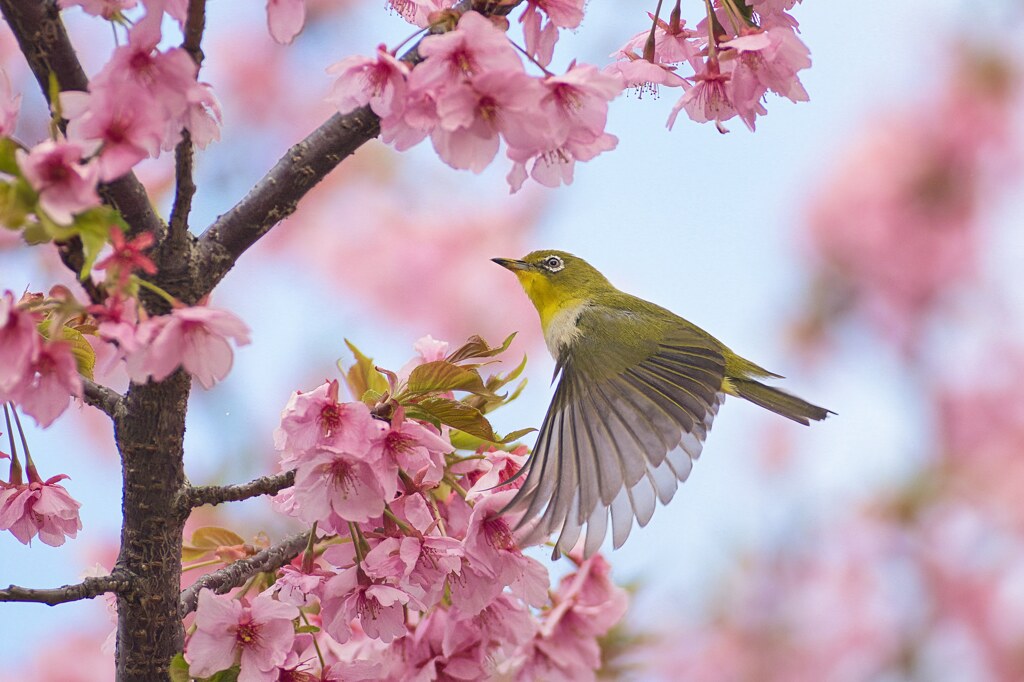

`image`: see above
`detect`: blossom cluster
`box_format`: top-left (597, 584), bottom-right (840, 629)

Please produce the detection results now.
top-left (183, 336), bottom-right (629, 681)
top-left (60, 0), bottom-right (221, 183)
top-left (608, 0), bottom-right (810, 132)
top-left (327, 8), bottom-right (624, 192)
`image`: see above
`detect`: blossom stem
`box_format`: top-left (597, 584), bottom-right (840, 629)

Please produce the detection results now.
top-left (3, 404), bottom-right (23, 485)
top-left (392, 26), bottom-right (429, 54)
top-left (443, 474), bottom-right (470, 500)
top-left (428, 496), bottom-right (448, 535)
top-left (133, 276), bottom-right (179, 307)
top-left (643, 0), bottom-right (665, 62)
top-left (9, 407), bottom-right (38, 482)
top-left (383, 505), bottom-right (415, 535)
top-left (349, 522), bottom-right (367, 565)
top-left (300, 610), bottom-right (327, 670)
top-left (704, 0), bottom-right (719, 61)
top-left (301, 522), bottom-right (318, 574)
top-left (509, 40), bottom-right (555, 77)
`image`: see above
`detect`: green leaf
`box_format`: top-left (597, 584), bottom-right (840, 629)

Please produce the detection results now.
top-left (204, 667), bottom-right (240, 682)
top-left (0, 180), bottom-right (33, 231)
top-left (71, 208), bottom-right (115, 279)
top-left (405, 360), bottom-right (490, 396)
top-left (341, 339), bottom-right (388, 400)
top-left (183, 526), bottom-right (246, 561)
top-left (60, 324), bottom-right (96, 381)
top-left (499, 427), bottom-right (537, 444)
top-left (0, 138), bottom-right (20, 175)
top-left (168, 653), bottom-right (191, 682)
top-left (446, 332), bottom-right (516, 363)
top-left (407, 397), bottom-right (498, 442)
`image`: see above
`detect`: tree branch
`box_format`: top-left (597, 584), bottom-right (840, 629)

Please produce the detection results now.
top-left (82, 378), bottom-right (125, 418)
top-left (194, 107), bottom-right (381, 295)
top-left (180, 469), bottom-right (295, 511)
top-left (0, 572), bottom-right (131, 606)
top-left (179, 530), bottom-right (310, 615)
top-left (0, 0), bottom-right (165, 241)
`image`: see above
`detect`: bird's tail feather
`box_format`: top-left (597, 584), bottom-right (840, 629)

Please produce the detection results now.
top-left (728, 378), bottom-right (833, 425)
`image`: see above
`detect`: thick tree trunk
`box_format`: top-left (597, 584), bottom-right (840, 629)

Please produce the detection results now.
top-left (112, 371), bottom-right (191, 681)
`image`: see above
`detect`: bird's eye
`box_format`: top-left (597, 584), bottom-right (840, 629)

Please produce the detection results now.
top-left (543, 256), bottom-right (564, 272)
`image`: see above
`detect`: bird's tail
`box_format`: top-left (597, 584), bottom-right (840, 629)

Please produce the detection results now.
top-left (727, 378), bottom-right (834, 425)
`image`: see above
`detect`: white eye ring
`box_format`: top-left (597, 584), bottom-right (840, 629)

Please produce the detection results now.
top-left (543, 256), bottom-right (564, 272)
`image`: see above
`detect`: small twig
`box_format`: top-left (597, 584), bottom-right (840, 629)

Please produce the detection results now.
top-left (168, 133), bottom-right (196, 247)
top-left (81, 378), bottom-right (125, 419)
top-left (0, 572), bottom-right (130, 606)
top-left (180, 469), bottom-right (295, 512)
top-left (167, 0), bottom-right (207, 247)
top-left (179, 530), bottom-right (310, 615)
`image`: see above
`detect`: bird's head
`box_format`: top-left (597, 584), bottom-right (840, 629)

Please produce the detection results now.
top-left (492, 250), bottom-right (613, 321)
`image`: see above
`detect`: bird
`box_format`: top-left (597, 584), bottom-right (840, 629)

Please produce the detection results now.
top-left (492, 250), bottom-right (833, 559)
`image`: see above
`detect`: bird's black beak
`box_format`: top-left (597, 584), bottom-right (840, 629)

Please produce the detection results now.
top-left (491, 258), bottom-right (530, 271)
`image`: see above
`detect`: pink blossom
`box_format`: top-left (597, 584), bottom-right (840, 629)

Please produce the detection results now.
top-left (94, 227), bottom-right (157, 287)
top-left (404, 607), bottom-right (490, 680)
top-left (362, 531), bottom-right (463, 609)
top-left (386, 0), bottom-right (452, 28)
top-left (668, 61), bottom-right (735, 132)
top-left (16, 139), bottom-right (100, 224)
top-left (58, 0), bottom-right (137, 20)
top-left (414, 11), bottom-right (523, 88)
top-left (396, 334), bottom-right (451, 384)
top-left (603, 57), bottom-right (688, 99)
top-left (431, 71), bottom-right (551, 172)
top-left (367, 414), bottom-right (451, 494)
top-left (321, 566), bottom-right (412, 644)
top-left (541, 62), bottom-right (623, 142)
top-left (530, 0), bottom-right (585, 28)
top-left (126, 305), bottom-right (250, 389)
top-left (378, 86), bottom-right (438, 151)
top-left (273, 562), bottom-right (332, 607)
top-left (62, 87), bottom-right (164, 181)
top-left (0, 68), bottom-right (21, 136)
top-left (181, 82), bottom-right (222, 149)
top-left (722, 27), bottom-right (810, 102)
top-left (266, 0), bottom-right (306, 44)
top-left (289, 447), bottom-right (386, 531)
top-left (520, 3), bottom-right (559, 68)
top-left (506, 130), bottom-right (617, 192)
top-left (186, 589), bottom-right (299, 682)
top-left (0, 291), bottom-right (40, 399)
top-left (460, 492), bottom-right (549, 611)
top-left (274, 381), bottom-right (376, 459)
top-left (327, 46), bottom-right (409, 119)
top-left (16, 339), bottom-right (84, 428)
top-left (616, 19), bottom-right (703, 70)
top-left (464, 446), bottom-right (529, 495)
top-left (0, 474), bottom-right (82, 546)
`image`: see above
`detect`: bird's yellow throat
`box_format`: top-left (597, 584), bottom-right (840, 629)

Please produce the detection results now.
top-left (512, 268), bottom-right (584, 332)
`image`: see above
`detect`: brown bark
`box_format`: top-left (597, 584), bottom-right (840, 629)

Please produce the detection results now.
top-left (112, 372), bottom-right (191, 681)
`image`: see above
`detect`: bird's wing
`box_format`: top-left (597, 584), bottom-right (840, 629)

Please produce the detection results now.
top-left (501, 314), bottom-right (727, 558)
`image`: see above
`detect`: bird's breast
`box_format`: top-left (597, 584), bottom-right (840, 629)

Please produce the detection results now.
top-left (542, 302), bottom-right (589, 359)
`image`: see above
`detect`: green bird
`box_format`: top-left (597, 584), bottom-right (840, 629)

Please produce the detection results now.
top-left (492, 250), bottom-right (833, 558)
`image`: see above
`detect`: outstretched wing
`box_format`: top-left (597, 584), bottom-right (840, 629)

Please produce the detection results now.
top-left (502, 310), bottom-right (727, 558)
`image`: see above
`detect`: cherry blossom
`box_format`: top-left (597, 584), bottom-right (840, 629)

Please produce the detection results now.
top-left (15, 339), bottom-right (85, 428)
top-left (126, 305), bottom-right (251, 389)
top-left (289, 446), bottom-right (386, 530)
top-left (16, 139), bottom-right (101, 224)
top-left (58, 0), bottom-right (137, 20)
top-left (94, 227), bottom-right (157, 288)
top-left (0, 68), bottom-right (21, 136)
top-left (0, 291), bottom-right (40, 399)
top-left (0, 474), bottom-right (82, 546)
top-left (321, 566), bottom-right (413, 644)
top-left (366, 413), bottom-right (451, 494)
top-left (185, 589), bottom-right (299, 682)
top-left (266, 0), bottom-right (307, 45)
top-left (274, 381), bottom-right (376, 459)
top-left (413, 11), bottom-right (523, 88)
top-left (327, 46), bottom-right (410, 119)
